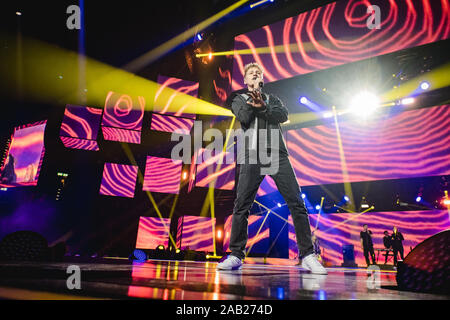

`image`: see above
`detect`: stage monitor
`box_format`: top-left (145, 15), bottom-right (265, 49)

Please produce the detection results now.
top-left (1, 121), bottom-right (47, 188)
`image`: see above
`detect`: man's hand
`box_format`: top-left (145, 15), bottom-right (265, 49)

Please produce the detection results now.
top-left (248, 91), bottom-right (265, 108)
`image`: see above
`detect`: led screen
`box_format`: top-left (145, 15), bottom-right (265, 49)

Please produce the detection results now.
top-left (176, 216), bottom-right (215, 252)
top-left (135, 217), bottom-right (171, 249)
top-left (101, 91), bottom-right (144, 144)
top-left (59, 105), bottom-right (102, 151)
top-left (1, 121), bottom-right (47, 188)
top-left (232, 0), bottom-right (450, 89)
top-left (194, 148), bottom-right (235, 190)
top-left (154, 75), bottom-right (199, 119)
top-left (256, 104), bottom-right (450, 196)
top-left (150, 113), bottom-right (195, 135)
top-left (288, 209), bottom-right (450, 266)
top-left (143, 156), bottom-right (183, 194)
top-left (99, 162), bottom-right (138, 198)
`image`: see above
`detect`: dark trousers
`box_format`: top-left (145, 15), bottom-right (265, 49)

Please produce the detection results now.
top-left (363, 246), bottom-right (376, 265)
top-left (384, 250), bottom-right (390, 264)
top-left (229, 154), bottom-right (313, 260)
top-left (393, 246), bottom-right (404, 266)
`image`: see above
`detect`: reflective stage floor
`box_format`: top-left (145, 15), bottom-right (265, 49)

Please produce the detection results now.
top-left (0, 258), bottom-right (448, 300)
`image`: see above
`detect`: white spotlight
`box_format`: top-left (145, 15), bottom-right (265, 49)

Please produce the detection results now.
top-left (401, 97), bottom-right (415, 105)
top-left (349, 91), bottom-right (380, 118)
top-left (323, 111), bottom-right (333, 118)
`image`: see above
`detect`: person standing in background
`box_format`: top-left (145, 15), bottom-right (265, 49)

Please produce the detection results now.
top-left (360, 224), bottom-right (376, 267)
top-left (391, 226), bottom-right (405, 266)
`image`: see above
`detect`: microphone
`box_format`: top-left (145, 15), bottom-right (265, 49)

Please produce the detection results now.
top-left (258, 81), bottom-right (264, 90)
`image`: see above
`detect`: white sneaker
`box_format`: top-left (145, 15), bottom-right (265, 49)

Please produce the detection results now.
top-left (301, 254), bottom-right (328, 274)
top-left (216, 255), bottom-right (242, 270)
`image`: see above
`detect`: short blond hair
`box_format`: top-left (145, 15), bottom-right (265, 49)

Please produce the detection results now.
top-left (244, 62), bottom-right (263, 77)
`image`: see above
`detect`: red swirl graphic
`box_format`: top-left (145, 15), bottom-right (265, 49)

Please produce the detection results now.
top-left (232, 0), bottom-right (450, 89)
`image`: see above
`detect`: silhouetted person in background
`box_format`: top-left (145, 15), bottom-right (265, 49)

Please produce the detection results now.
top-left (383, 230), bottom-right (392, 264)
top-left (0, 154), bottom-right (17, 184)
top-left (360, 224), bottom-right (376, 267)
top-left (391, 226), bottom-right (404, 266)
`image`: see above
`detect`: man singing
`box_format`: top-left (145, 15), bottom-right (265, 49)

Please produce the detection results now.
top-left (217, 62), bottom-right (327, 274)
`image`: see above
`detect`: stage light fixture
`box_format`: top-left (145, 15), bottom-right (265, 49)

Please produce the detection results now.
top-left (322, 111), bottom-right (333, 118)
top-left (16, 11), bottom-right (22, 16)
top-left (301, 193), bottom-right (306, 199)
top-left (349, 91), bottom-right (379, 118)
top-left (420, 81), bottom-right (430, 90)
top-left (299, 97), bottom-right (308, 104)
top-left (344, 196), bottom-right (350, 202)
top-left (315, 204), bottom-right (321, 210)
top-left (416, 196), bottom-right (422, 202)
top-left (157, 245), bottom-right (165, 250)
top-left (131, 249), bottom-right (147, 262)
top-left (277, 203), bottom-right (281, 207)
top-left (250, 0), bottom-right (274, 9)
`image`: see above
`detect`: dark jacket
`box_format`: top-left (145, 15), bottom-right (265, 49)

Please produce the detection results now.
top-left (391, 232), bottom-right (404, 249)
top-left (227, 90), bottom-right (289, 158)
top-left (360, 230), bottom-right (373, 248)
top-left (383, 235), bottom-right (391, 249)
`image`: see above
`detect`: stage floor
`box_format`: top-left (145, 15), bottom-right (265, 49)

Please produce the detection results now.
top-left (0, 258), bottom-right (447, 300)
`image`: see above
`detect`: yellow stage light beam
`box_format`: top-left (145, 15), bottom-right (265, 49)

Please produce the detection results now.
top-left (195, 40), bottom-right (343, 58)
top-left (0, 33), bottom-right (233, 117)
top-left (245, 210), bottom-right (270, 259)
top-left (120, 143), bottom-right (178, 249)
top-left (333, 204), bottom-right (356, 214)
top-left (331, 106), bottom-right (356, 212)
top-left (314, 197), bottom-right (325, 231)
top-left (254, 200), bottom-right (289, 223)
top-left (123, 0), bottom-right (251, 72)
top-left (323, 206), bottom-right (374, 234)
top-left (245, 200), bottom-right (292, 258)
top-left (168, 193), bottom-right (180, 221)
top-left (381, 62), bottom-right (450, 102)
top-left (199, 117), bottom-right (236, 257)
